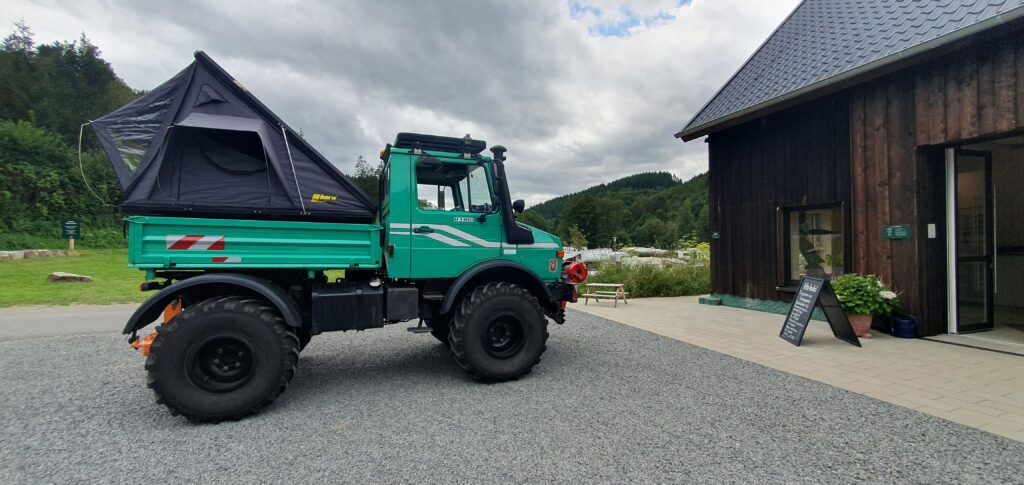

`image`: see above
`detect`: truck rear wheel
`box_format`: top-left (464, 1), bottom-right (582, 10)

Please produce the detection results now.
top-left (449, 282), bottom-right (548, 382)
top-left (145, 296), bottom-right (299, 423)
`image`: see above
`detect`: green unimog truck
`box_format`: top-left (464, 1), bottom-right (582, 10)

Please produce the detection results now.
top-left (91, 52), bottom-right (587, 422)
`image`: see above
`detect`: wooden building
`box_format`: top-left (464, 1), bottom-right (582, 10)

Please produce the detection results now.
top-left (677, 1), bottom-right (1024, 337)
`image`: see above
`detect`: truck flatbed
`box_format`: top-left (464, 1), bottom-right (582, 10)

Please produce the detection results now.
top-left (127, 215), bottom-right (382, 270)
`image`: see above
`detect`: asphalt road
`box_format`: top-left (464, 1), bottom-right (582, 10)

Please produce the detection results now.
top-left (1, 305), bottom-right (1023, 483)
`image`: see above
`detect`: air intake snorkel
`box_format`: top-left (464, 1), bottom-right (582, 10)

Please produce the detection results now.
top-left (490, 145), bottom-right (534, 245)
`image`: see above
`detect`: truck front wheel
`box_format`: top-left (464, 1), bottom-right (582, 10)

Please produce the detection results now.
top-left (449, 282), bottom-right (548, 382)
top-left (145, 296), bottom-right (299, 422)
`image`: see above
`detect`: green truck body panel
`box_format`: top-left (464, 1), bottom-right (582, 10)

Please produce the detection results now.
top-left (127, 215), bottom-right (382, 270)
top-left (126, 147), bottom-right (561, 282)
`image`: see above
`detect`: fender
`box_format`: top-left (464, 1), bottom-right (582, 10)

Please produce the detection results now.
top-left (439, 260), bottom-right (551, 315)
top-left (122, 273), bottom-right (302, 334)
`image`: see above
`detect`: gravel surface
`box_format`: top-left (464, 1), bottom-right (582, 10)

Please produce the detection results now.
top-left (1, 309), bottom-right (1023, 483)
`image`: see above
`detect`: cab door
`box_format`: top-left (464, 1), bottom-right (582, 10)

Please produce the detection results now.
top-left (409, 157), bottom-right (503, 278)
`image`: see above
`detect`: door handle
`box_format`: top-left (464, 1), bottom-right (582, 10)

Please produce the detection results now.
top-left (414, 226), bottom-right (434, 234)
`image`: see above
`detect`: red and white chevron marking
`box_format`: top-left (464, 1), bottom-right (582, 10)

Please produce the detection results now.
top-left (165, 235), bottom-right (225, 251)
top-left (212, 257), bottom-right (241, 263)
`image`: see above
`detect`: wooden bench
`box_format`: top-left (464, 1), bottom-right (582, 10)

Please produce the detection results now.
top-left (583, 283), bottom-right (629, 307)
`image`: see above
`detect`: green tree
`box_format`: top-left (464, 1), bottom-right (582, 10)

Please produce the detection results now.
top-left (565, 225), bottom-right (588, 248)
top-left (516, 209), bottom-right (549, 232)
top-left (0, 23), bottom-right (140, 248)
top-left (350, 155), bottom-right (382, 201)
top-left (562, 194), bottom-right (627, 247)
top-left (0, 120), bottom-right (121, 248)
top-left (2, 20), bottom-right (33, 52)
top-left (0, 24), bottom-right (138, 143)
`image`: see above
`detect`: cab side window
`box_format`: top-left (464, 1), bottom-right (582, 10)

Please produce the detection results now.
top-left (416, 184), bottom-right (455, 211)
top-left (416, 160), bottom-right (494, 213)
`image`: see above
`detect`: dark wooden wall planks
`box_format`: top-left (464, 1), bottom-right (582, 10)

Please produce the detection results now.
top-left (706, 29), bottom-right (1024, 336)
top-left (708, 97), bottom-right (852, 302)
top-left (849, 32), bottom-right (1024, 335)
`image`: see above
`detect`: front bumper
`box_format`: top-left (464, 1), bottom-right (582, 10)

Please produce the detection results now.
top-left (546, 279), bottom-right (578, 304)
top-left (544, 279), bottom-right (578, 324)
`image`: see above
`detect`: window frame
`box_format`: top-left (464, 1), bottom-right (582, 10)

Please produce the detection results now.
top-left (379, 161), bottom-right (390, 206)
top-left (778, 202), bottom-right (850, 287)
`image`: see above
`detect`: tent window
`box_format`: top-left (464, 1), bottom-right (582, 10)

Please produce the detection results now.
top-left (194, 129), bottom-right (267, 174)
top-left (169, 127), bottom-right (274, 207)
top-left (107, 92), bottom-right (174, 175)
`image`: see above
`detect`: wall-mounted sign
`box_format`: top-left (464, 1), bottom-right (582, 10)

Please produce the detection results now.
top-left (883, 224), bottom-right (911, 240)
top-left (711, 231), bottom-right (721, 240)
top-left (62, 220), bottom-right (80, 240)
top-left (780, 276), bottom-right (861, 347)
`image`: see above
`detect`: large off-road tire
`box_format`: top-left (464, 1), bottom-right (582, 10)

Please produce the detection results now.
top-left (428, 315), bottom-right (451, 345)
top-left (145, 296), bottom-right (299, 423)
top-left (449, 282), bottom-right (548, 382)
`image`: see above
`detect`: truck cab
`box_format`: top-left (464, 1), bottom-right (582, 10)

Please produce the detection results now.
top-left (382, 133), bottom-right (562, 282)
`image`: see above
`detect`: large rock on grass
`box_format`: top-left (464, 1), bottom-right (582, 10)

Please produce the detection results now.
top-left (47, 272), bottom-right (93, 283)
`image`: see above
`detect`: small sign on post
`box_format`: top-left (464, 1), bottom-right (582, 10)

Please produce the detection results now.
top-left (780, 276), bottom-right (861, 347)
top-left (62, 220), bottom-right (80, 254)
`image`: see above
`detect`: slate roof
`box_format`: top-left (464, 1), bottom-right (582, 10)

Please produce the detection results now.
top-left (678, 0), bottom-right (1024, 139)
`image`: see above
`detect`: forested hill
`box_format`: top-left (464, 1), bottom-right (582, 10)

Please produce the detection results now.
top-left (518, 171), bottom-right (709, 249)
top-left (528, 172), bottom-right (678, 220)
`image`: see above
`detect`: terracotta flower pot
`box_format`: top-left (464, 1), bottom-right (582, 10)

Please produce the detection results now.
top-left (847, 313), bottom-right (873, 337)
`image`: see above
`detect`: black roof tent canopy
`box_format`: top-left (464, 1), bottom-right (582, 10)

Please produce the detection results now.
top-left (91, 51), bottom-right (376, 222)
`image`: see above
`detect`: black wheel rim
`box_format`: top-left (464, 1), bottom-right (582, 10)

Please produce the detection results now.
top-left (482, 315), bottom-right (526, 359)
top-left (186, 336), bottom-right (256, 393)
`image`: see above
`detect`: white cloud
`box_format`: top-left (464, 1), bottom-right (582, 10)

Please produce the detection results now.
top-left (4, 0), bottom-right (798, 206)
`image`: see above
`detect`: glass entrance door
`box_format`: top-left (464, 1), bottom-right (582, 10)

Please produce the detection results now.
top-left (954, 149), bottom-right (994, 333)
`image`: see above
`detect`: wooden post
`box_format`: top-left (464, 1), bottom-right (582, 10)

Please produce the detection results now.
top-left (69, 238), bottom-right (75, 255)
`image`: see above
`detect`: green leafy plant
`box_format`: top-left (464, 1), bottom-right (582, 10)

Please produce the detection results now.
top-left (830, 274), bottom-right (900, 317)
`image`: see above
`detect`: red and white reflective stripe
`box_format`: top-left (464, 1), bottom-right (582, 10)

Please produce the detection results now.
top-left (212, 257), bottom-right (241, 263)
top-left (166, 235), bottom-right (225, 251)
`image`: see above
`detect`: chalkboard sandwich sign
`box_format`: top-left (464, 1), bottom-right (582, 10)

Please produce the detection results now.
top-left (780, 276), bottom-right (861, 347)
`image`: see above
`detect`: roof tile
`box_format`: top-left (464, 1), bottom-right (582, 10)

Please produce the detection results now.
top-left (681, 0), bottom-right (1024, 135)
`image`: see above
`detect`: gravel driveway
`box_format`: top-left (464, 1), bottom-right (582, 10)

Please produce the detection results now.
top-left (1, 308), bottom-right (1022, 483)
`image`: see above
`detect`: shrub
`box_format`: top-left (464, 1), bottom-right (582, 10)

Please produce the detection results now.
top-left (582, 263), bottom-right (710, 298)
top-left (830, 273), bottom-right (900, 317)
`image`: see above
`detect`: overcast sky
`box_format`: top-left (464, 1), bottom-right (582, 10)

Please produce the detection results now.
top-left (5, 0), bottom-right (799, 205)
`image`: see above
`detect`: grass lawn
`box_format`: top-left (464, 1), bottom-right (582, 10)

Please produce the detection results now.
top-left (0, 249), bottom-right (147, 307)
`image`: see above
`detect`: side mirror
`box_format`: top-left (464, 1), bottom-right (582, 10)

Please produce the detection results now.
top-left (512, 199), bottom-right (525, 215)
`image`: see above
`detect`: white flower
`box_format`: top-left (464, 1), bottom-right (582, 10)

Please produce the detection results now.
top-left (879, 290), bottom-right (897, 300)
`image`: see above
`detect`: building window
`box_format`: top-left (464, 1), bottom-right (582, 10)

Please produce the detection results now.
top-left (784, 205), bottom-right (845, 284)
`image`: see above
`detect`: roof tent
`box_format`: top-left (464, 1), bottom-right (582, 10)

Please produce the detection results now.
top-left (91, 51), bottom-right (376, 222)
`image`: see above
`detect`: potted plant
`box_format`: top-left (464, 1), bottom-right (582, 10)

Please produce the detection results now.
top-left (830, 274), bottom-right (899, 338)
